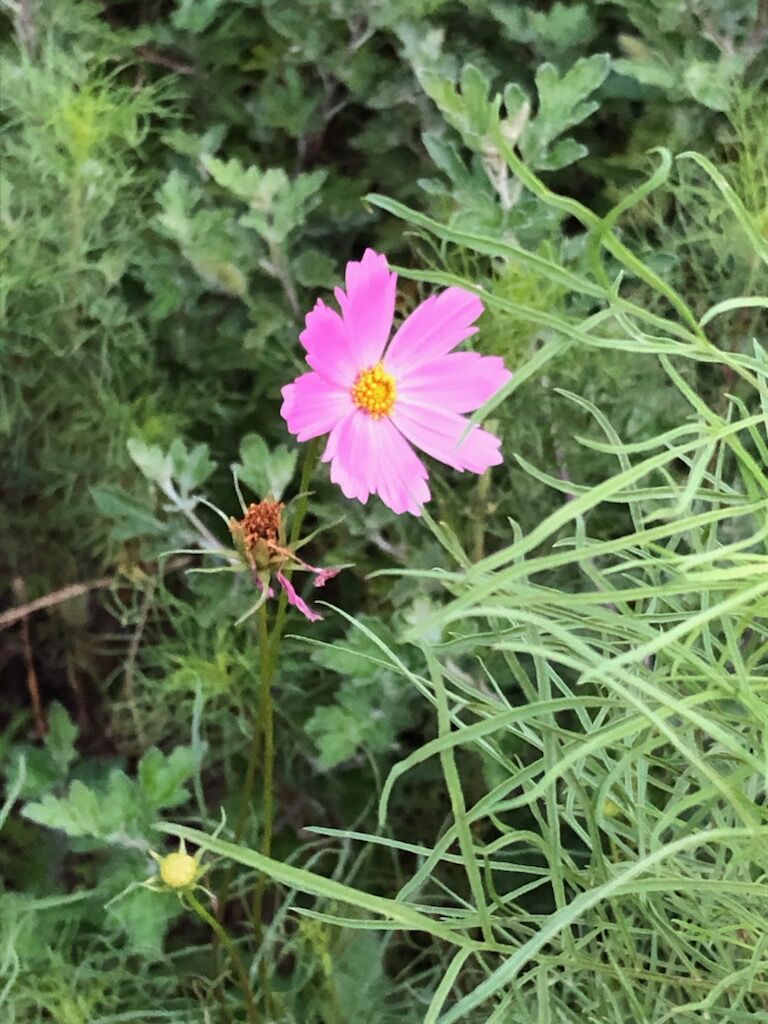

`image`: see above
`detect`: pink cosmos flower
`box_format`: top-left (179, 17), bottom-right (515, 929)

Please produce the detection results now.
top-left (281, 249), bottom-right (512, 516)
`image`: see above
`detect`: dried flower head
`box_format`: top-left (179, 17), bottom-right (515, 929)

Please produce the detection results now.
top-left (241, 499), bottom-right (284, 545)
top-left (229, 499), bottom-right (286, 573)
top-left (228, 498), bottom-right (340, 623)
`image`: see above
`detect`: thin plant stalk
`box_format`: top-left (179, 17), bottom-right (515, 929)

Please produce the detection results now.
top-left (215, 436), bottom-right (321, 1003)
top-left (229, 439), bottom-right (321, 853)
top-left (251, 600), bottom-right (274, 943)
top-left (251, 437), bottom-right (321, 933)
top-left (186, 889), bottom-right (260, 1024)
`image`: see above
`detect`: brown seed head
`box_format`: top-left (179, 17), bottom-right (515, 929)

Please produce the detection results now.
top-left (239, 500), bottom-right (284, 550)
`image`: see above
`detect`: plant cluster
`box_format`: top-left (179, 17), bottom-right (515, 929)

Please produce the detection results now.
top-left (1, 1), bottom-right (767, 1022)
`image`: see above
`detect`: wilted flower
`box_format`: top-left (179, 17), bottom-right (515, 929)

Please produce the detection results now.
top-left (281, 249), bottom-right (512, 515)
top-left (229, 499), bottom-right (339, 623)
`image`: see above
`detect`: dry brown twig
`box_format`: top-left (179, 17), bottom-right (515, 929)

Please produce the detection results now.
top-left (10, 578), bottom-right (47, 737)
top-left (0, 577), bottom-right (113, 632)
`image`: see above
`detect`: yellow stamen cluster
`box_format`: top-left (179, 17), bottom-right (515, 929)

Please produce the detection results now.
top-left (351, 362), bottom-right (396, 418)
top-left (159, 850), bottom-right (198, 890)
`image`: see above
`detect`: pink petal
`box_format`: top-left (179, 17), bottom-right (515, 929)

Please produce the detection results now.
top-left (324, 409), bottom-right (429, 516)
top-left (299, 299), bottom-right (356, 388)
top-left (312, 567), bottom-right (341, 587)
top-left (391, 402), bottom-right (503, 475)
top-left (285, 552), bottom-right (342, 588)
top-left (398, 352), bottom-right (511, 413)
top-left (277, 571), bottom-right (322, 622)
top-left (383, 287), bottom-right (484, 377)
top-left (321, 408), bottom-right (356, 466)
top-left (333, 249), bottom-right (396, 368)
top-left (281, 371), bottom-right (353, 442)
top-left (325, 410), bottom-right (374, 504)
top-left (373, 417), bottom-right (431, 516)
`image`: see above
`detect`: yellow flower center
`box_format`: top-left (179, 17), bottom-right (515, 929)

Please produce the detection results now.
top-left (159, 851), bottom-right (198, 889)
top-left (351, 362), bottom-right (396, 418)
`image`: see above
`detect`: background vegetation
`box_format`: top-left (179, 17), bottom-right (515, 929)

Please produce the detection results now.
top-left (1, 1), bottom-right (767, 1021)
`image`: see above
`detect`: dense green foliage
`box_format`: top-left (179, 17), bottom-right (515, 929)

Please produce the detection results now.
top-left (1, 1), bottom-right (767, 1021)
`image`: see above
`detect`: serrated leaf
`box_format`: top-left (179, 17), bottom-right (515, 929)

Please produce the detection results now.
top-left (258, 66), bottom-right (319, 138)
top-left (535, 54), bottom-right (608, 133)
top-left (459, 64), bottom-right (496, 134)
top-left (6, 747), bottom-right (60, 800)
top-left (201, 155), bottom-right (272, 205)
top-left (683, 60), bottom-right (734, 112)
top-left (420, 66), bottom-right (499, 151)
top-left (22, 775), bottom-right (137, 840)
top-left (127, 438), bottom-right (171, 487)
top-left (310, 619), bottom-right (398, 679)
top-left (171, 0), bottom-right (224, 34)
top-left (522, 53), bottom-right (610, 167)
top-left (234, 433), bottom-right (297, 500)
top-left (156, 170), bottom-right (201, 245)
top-left (502, 82), bottom-right (528, 123)
top-left (529, 3), bottom-right (596, 50)
top-left (168, 438), bottom-right (216, 498)
top-left (190, 256), bottom-right (248, 297)
top-left (306, 694), bottom-right (394, 771)
top-left (90, 486), bottom-right (165, 540)
top-left (23, 780), bottom-right (99, 837)
top-left (305, 618), bottom-right (417, 768)
top-left (138, 746), bottom-right (201, 812)
top-left (45, 703), bottom-right (78, 773)
top-left (612, 56), bottom-right (677, 91)
top-left (293, 248), bottom-right (337, 288)
top-left (536, 137), bottom-right (588, 171)
top-left (333, 932), bottom-right (388, 1019)
top-left (422, 131), bottom-right (470, 183)
top-left (242, 297), bottom-right (287, 352)
top-left (108, 886), bottom-right (180, 957)
top-left (203, 155), bottom-right (325, 245)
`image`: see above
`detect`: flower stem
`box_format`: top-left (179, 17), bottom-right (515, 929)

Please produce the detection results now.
top-left (213, 604), bottom-right (269, 1000)
top-left (211, 438), bottom-right (322, 1007)
top-left (252, 601), bottom-right (274, 935)
top-left (251, 438), bottom-right (320, 994)
top-left (263, 437), bottom-right (321, 670)
top-left (186, 889), bottom-right (260, 1024)
top-left (291, 437), bottom-right (322, 546)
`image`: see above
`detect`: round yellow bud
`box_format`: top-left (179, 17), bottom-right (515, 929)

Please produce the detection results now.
top-left (159, 850), bottom-right (198, 889)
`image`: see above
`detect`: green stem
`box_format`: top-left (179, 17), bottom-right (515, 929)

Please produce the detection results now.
top-left (223, 437), bottom-right (322, 881)
top-left (250, 435), bottom-right (320, 880)
top-left (215, 438), bottom-right (321, 1006)
top-left (186, 889), bottom-right (260, 1024)
top-left (250, 438), bottom-right (320, 996)
top-left (252, 601), bottom-right (274, 935)
top-left (214, 602), bottom-right (269, 1001)
top-left (290, 437), bottom-right (322, 546)
top-left (264, 437), bottom-right (322, 675)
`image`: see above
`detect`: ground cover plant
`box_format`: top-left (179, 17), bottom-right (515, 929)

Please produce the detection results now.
top-left (1, 1), bottom-right (767, 1021)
